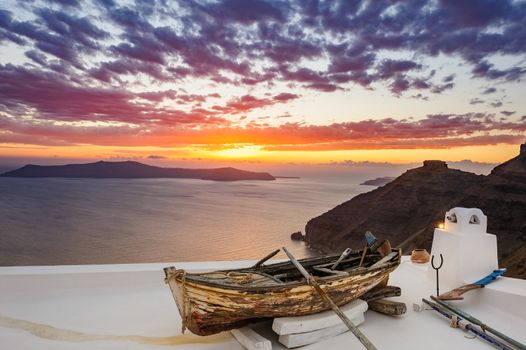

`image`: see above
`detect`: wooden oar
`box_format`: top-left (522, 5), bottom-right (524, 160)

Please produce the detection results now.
top-left (252, 249), bottom-right (281, 268)
top-left (438, 269), bottom-right (506, 300)
top-left (430, 296), bottom-right (526, 350)
top-left (282, 247), bottom-right (378, 350)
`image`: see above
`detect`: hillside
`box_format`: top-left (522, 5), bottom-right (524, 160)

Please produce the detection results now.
top-left (0, 161), bottom-right (276, 181)
top-left (305, 145), bottom-right (526, 279)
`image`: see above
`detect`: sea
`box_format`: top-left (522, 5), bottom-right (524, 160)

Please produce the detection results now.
top-left (0, 174), bottom-right (378, 266)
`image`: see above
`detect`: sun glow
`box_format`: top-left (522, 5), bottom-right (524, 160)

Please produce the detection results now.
top-left (213, 145), bottom-right (265, 159)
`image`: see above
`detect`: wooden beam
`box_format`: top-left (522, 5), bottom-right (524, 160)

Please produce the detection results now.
top-left (368, 299), bottom-right (407, 316)
top-left (360, 286), bottom-right (401, 302)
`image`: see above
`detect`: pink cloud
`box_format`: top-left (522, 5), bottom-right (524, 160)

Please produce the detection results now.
top-left (1, 113), bottom-right (524, 150)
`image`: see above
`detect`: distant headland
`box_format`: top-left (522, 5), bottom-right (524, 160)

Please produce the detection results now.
top-left (305, 144), bottom-right (526, 279)
top-left (360, 176), bottom-right (395, 187)
top-left (0, 161), bottom-right (276, 182)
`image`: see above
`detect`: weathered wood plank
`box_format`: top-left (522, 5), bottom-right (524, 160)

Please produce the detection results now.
top-left (360, 286), bottom-right (401, 302)
top-left (231, 327), bottom-right (272, 350)
top-left (368, 299), bottom-right (407, 316)
top-left (370, 252), bottom-right (398, 268)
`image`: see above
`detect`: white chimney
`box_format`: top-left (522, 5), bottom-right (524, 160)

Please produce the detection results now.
top-left (428, 207), bottom-right (498, 288)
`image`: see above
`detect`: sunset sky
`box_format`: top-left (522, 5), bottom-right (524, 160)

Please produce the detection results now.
top-left (0, 0), bottom-right (525, 167)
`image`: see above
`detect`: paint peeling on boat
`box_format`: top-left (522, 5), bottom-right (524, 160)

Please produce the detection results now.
top-left (164, 249), bottom-right (401, 336)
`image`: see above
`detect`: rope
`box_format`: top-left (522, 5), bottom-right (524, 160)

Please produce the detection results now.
top-left (450, 314), bottom-right (459, 328)
top-left (164, 269), bottom-right (186, 283)
top-left (226, 272), bottom-right (254, 284)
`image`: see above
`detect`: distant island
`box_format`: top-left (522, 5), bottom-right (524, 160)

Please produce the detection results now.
top-left (0, 161), bottom-right (276, 182)
top-left (360, 177), bottom-right (395, 186)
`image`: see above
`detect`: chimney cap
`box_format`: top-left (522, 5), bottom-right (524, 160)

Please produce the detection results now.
top-left (423, 160), bottom-right (448, 169)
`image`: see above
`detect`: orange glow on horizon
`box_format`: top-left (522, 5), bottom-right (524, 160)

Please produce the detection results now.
top-left (0, 143), bottom-right (520, 166)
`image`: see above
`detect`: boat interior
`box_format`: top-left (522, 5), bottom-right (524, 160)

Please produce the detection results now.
top-left (186, 249), bottom-right (399, 288)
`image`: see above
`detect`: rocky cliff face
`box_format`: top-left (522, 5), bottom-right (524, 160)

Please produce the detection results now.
top-left (305, 145), bottom-right (526, 279)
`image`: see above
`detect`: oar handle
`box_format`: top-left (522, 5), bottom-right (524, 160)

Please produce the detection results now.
top-left (282, 247), bottom-right (378, 350)
top-left (474, 268), bottom-right (507, 287)
top-left (331, 248), bottom-right (352, 270)
top-left (282, 247), bottom-right (313, 282)
top-left (252, 249), bottom-right (281, 268)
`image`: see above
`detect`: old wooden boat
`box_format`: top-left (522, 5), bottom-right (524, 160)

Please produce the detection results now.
top-left (164, 247), bottom-right (401, 336)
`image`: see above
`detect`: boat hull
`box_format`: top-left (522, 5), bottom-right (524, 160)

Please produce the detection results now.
top-left (165, 253), bottom-right (399, 336)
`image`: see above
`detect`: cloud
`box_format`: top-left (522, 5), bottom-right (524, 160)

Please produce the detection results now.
top-left (470, 98), bottom-right (485, 105)
top-left (0, 0), bottom-right (525, 155)
top-left (482, 87), bottom-right (497, 94)
top-left (201, 0), bottom-right (287, 24)
top-left (2, 110), bottom-right (524, 151)
top-left (443, 74), bottom-right (455, 83)
top-left (211, 93), bottom-right (300, 114)
top-left (262, 134), bottom-right (524, 151)
top-left (0, 8), bottom-right (107, 67)
top-left (490, 101), bottom-right (503, 108)
top-left (48, 0), bottom-right (81, 8)
top-left (377, 59), bottom-right (422, 80)
top-left (0, 64), bottom-right (229, 126)
top-left (501, 110), bottom-right (515, 116)
top-left (1, 0), bottom-right (525, 98)
top-left (147, 155), bottom-right (167, 159)
top-left (273, 93), bottom-right (299, 102)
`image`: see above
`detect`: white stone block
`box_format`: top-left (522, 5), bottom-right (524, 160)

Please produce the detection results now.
top-left (429, 207), bottom-right (498, 287)
top-left (272, 299), bottom-right (367, 335)
top-left (278, 312), bottom-right (364, 348)
top-left (231, 327), bottom-right (272, 350)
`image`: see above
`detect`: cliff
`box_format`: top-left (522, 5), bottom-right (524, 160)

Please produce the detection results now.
top-left (305, 146), bottom-right (526, 279)
top-left (0, 161), bottom-right (276, 181)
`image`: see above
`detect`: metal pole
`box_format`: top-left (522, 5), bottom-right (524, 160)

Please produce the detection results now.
top-left (430, 296), bottom-right (526, 350)
top-left (431, 254), bottom-right (443, 297)
top-left (282, 247), bottom-right (378, 350)
top-left (422, 299), bottom-right (514, 350)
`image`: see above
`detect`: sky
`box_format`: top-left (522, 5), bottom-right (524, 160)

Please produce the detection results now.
top-left (0, 0), bottom-right (525, 168)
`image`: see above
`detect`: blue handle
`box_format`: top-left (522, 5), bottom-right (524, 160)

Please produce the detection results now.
top-left (474, 269), bottom-right (507, 287)
top-left (365, 231), bottom-right (377, 246)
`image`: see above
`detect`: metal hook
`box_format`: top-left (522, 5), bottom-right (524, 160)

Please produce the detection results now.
top-left (431, 254), bottom-right (444, 297)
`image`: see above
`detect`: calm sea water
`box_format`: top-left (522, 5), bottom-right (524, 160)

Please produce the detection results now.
top-left (0, 176), bottom-right (370, 265)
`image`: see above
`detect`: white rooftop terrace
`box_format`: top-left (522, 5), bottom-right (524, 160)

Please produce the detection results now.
top-left (1, 256), bottom-right (525, 350)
